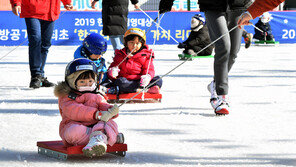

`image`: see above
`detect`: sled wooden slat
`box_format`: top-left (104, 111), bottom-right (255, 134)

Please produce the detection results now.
top-left (106, 92), bottom-right (162, 103)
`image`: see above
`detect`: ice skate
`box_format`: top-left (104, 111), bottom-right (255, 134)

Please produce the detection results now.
top-left (82, 131), bottom-right (107, 157)
top-left (207, 80), bottom-right (218, 109)
top-left (214, 95), bottom-right (230, 115)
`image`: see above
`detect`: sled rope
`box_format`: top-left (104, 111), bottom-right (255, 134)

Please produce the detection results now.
top-left (118, 24), bottom-right (239, 107)
top-left (114, 15), bottom-right (160, 68)
top-left (141, 11), bottom-right (163, 100)
top-left (251, 24), bottom-right (264, 33)
top-left (0, 39), bottom-right (28, 61)
top-left (139, 7), bottom-right (179, 44)
top-left (251, 24), bottom-right (267, 41)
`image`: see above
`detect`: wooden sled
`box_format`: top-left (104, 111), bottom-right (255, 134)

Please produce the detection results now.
top-left (37, 140), bottom-right (127, 160)
top-left (106, 92), bottom-right (162, 103)
top-left (178, 53), bottom-right (213, 61)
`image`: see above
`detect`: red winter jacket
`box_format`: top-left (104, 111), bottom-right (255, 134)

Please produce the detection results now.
top-left (10, 0), bottom-right (71, 21)
top-left (248, 0), bottom-right (285, 19)
top-left (108, 45), bottom-right (155, 81)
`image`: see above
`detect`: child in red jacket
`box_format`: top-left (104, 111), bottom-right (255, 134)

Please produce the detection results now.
top-left (103, 28), bottom-right (163, 94)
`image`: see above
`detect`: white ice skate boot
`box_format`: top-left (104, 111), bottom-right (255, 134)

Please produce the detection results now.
top-left (214, 95), bottom-right (230, 115)
top-left (82, 131), bottom-right (108, 157)
top-left (207, 80), bottom-right (218, 109)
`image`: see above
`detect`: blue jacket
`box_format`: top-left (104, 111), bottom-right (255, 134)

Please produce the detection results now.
top-left (74, 45), bottom-right (107, 83)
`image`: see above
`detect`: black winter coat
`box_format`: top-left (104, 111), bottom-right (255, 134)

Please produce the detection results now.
top-left (102, 0), bottom-right (138, 36)
top-left (253, 20), bottom-right (274, 41)
top-left (183, 25), bottom-right (214, 56)
top-left (198, 0), bottom-right (253, 12)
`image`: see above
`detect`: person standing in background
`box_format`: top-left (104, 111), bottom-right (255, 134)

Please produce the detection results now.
top-left (10, 0), bottom-right (73, 89)
top-left (91, 0), bottom-right (139, 51)
top-left (197, 0), bottom-right (254, 115)
top-left (158, 0), bottom-right (254, 115)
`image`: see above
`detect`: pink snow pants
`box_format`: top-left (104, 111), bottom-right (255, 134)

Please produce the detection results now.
top-left (62, 120), bottom-right (118, 146)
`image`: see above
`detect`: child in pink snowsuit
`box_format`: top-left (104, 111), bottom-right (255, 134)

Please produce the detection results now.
top-left (54, 58), bottom-right (119, 157)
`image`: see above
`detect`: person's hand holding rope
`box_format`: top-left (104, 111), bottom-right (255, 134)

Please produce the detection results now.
top-left (12, 5), bottom-right (21, 16)
top-left (237, 12), bottom-right (253, 28)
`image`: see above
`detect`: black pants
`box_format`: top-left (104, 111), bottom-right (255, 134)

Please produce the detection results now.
top-left (205, 9), bottom-right (245, 95)
top-left (25, 18), bottom-right (55, 77)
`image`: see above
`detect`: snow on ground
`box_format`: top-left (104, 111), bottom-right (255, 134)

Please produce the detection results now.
top-left (0, 44), bottom-right (296, 167)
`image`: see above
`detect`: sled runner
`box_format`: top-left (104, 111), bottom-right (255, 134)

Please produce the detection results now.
top-left (254, 40), bottom-right (279, 46)
top-left (106, 92), bottom-right (162, 103)
top-left (178, 53), bottom-right (213, 61)
top-left (37, 141), bottom-right (127, 160)
top-left (37, 140), bottom-right (127, 160)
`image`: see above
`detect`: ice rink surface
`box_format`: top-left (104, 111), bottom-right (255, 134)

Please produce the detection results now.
top-left (0, 44), bottom-right (296, 167)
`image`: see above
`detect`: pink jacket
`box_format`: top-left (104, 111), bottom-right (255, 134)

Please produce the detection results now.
top-left (108, 45), bottom-right (155, 81)
top-left (54, 82), bottom-right (116, 144)
top-left (58, 93), bottom-right (113, 133)
top-left (248, 0), bottom-right (285, 19)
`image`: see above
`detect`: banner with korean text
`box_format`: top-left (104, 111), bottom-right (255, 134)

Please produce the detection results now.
top-left (0, 11), bottom-right (295, 46)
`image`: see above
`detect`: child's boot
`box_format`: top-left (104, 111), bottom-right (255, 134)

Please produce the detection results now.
top-left (147, 85), bottom-right (160, 94)
top-left (214, 95), bottom-right (230, 115)
top-left (82, 131), bottom-right (108, 157)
